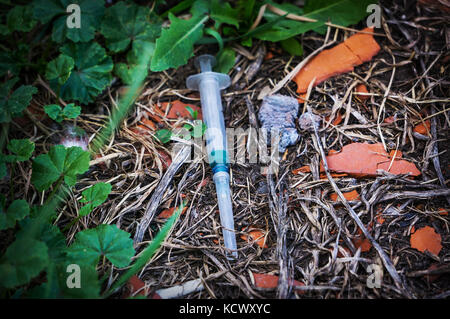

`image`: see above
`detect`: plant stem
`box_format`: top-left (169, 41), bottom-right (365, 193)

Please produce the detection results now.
top-left (43, 176), bottom-right (64, 207)
top-left (0, 122), bottom-right (10, 153)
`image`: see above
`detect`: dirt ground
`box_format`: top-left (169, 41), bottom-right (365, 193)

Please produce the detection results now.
top-left (6, 0), bottom-right (449, 298)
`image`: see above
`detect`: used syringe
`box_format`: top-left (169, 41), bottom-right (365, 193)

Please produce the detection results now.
top-left (186, 55), bottom-right (238, 259)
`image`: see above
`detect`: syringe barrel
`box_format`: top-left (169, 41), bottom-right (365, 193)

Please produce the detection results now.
top-left (213, 171), bottom-right (238, 258)
top-left (197, 73), bottom-right (229, 170)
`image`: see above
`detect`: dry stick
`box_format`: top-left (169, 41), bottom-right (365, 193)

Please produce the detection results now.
top-left (376, 52), bottom-right (396, 152)
top-left (308, 114), bottom-right (412, 298)
top-left (377, 188), bottom-right (450, 202)
top-left (267, 172), bottom-right (290, 299)
top-left (133, 143), bottom-right (191, 244)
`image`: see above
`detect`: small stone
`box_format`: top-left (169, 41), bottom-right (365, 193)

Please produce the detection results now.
top-left (298, 111), bottom-right (321, 131)
top-left (258, 94), bottom-right (300, 152)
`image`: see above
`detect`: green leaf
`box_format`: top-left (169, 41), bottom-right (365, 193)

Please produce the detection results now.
top-left (79, 182), bottom-right (112, 217)
top-left (0, 78), bottom-right (37, 123)
top-left (115, 41), bottom-right (155, 85)
top-left (184, 105), bottom-right (198, 119)
top-left (31, 145), bottom-right (90, 192)
top-left (191, 121), bottom-right (206, 138)
top-left (155, 129), bottom-right (172, 144)
top-left (46, 54), bottom-right (75, 85)
top-left (0, 51), bottom-right (21, 77)
top-left (44, 104), bottom-right (63, 122)
top-left (0, 159), bottom-right (6, 179)
top-left (210, 0), bottom-right (240, 28)
top-left (62, 103), bottom-right (81, 119)
top-left (100, 2), bottom-right (161, 53)
top-left (7, 5), bottom-right (37, 33)
top-left (214, 47), bottom-right (236, 74)
top-left (5, 139), bottom-right (35, 162)
top-left (0, 200), bottom-right (30, 230)
top-left (44, 103), bottom-right (80, 122)
top-left (304, 0), bottom-right (374, 34)
top-left (33, 0), bottom-right (105, 43)
top-left (280, 37), bottom-right (303, 56)
top-left (106, 201), bottom-right (185, 296)
top-left (67, 224), bottom-right (135, 268)
top-left (28, 261), bottom-right (100, 298)
top-left (253, 13), bottom-right (323, 42)
top-left (53, 42), bottom-right (113, 104)
top-left (151, 14), bottom-right (208, 71)
top-left (190, 0), bottom-right (210, 16)
top-left (0, 237), bottom-right (49, 288)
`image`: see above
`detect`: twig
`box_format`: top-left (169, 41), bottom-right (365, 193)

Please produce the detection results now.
top-left (133, 143), bottom-right (191, 244)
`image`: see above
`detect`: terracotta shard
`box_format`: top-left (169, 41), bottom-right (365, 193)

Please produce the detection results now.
top-left (294, 27), bottom-right (380, 95)
top-left (325, 143), bottom-right (421, 178)
top-left (157, 206), bottom-right (187, 219)
top-left (330, 190), bottom-right (360, 202)
top-left (354, 84), bottom-right (369, 102)
top-left (413, 120), bottom-right (430, 135)
top-left (252, 273), bottom-right (304, 292)
top-left (160, 100), bottom-right (202, 120)
top-left (241, 227), bottom-right (268, 249)
top-left (410, 226), bottom-right (442, 256)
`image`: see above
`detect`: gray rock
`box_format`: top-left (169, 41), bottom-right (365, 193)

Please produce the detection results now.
top-left (258, 94), bottom-right (300, 152)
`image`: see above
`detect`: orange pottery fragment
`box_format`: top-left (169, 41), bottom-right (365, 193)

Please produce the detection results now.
top-left (353, 229), bottom-right (372, 252)
top-left (124, 275), bottom-right (147, 298)
top-left (324, 143), bottom-right (421, 178)
top-left (413, 120), bottom-right (430, 135)
top-left (330, 190), bottom-right (360, 202)
top-left (410, 226), bottom-right (442, 255)
top-left (159, 100), bottom-right (202, 120)
top-left (157, 206), bottom-right (187, 219)
top-left (325, 111), bottom-right (343, 126)
top-left (252, 273), bottom-right (304, 292)
top-left (241, 227), bottom-right (268, 248)
top-left (355, 84), bottom-right (369, 102)
top-left (264, 51), bottom-right (274, 60)
top-left (294, 27), bottom-right (380, 96)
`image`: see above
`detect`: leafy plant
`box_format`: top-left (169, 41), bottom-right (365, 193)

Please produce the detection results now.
top-left (79, 182), bottom-right (112, 217)
top-left (100, 2), bottom-right (161, 53)
top-left (67, 224), bottom-right (134, 267)
top-left (6, 5), bottom-right (37, 33)
top-left (31, 145), bottom-right (90, 191)
top-left (44, 103), bottom-right (81, 123)
top-left (45, 54), bottom-right (75, 86)
top-left (0, 78), bottom-right (37, 123)
top-left (33, 0), bottom-right (105, 43)
top-left (0, 199), bottom-right (30, 230)
top-left (4, 139), bottom-right (35, 163)
top-left (53, 42), bottom-right (113, 104)
top-left (151, 13), bottom-right (208, 71)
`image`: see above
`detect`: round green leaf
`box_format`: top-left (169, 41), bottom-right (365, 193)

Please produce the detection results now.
top-left (55, 42), bottom-right (113, 104)
top-left (0, 238), bottom-right (49, 288)
top-left (67, 224), bottom-right (134, 268)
